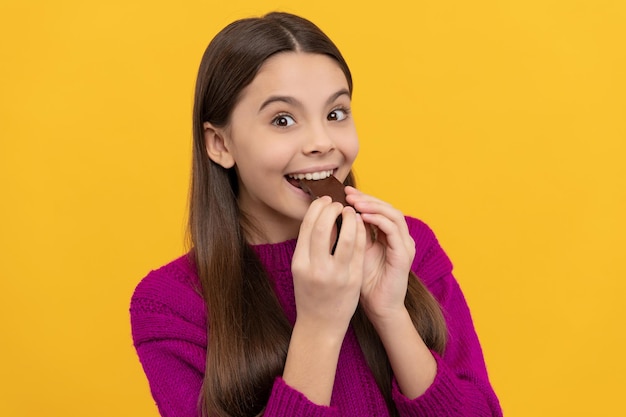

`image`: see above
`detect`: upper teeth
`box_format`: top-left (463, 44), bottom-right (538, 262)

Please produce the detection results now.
top-left (288, 170), bottom-right (333, 181)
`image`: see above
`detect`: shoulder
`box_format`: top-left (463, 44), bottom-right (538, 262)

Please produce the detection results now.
top-left (130, 254), bottom-right (206, 342)
top-left (133, 253), bottom-right (201, 293)
top-left (404, 216), bottom-right (454, 286)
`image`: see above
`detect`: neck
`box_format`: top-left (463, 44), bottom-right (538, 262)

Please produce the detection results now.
top-left (240, 214), bottom-right (300, 245)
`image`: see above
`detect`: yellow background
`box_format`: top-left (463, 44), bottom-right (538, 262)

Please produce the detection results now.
top-left (1, 0), bottom-right (624, 416)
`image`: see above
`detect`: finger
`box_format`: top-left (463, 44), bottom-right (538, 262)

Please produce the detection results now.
top-left (332, 206), bottom-right (358, 264)
top-left (352, 198), bottom-right (399, 220)
top-left (309, 201), bottom-right (345, 258)
top-left (347, 192), bottom-right (409, 233)
top-left (360, 212), bottom-right (413, 255)
top-left (355, 200), bottom-right (409, 238)
top-left (351, 212), bottom-right (367, 265)
top-left (294, 196), bottom-right (333, 259)
top-left (344, 188), bottom-right (413, 251)
top-left (298, 196), bottom-right (333, 233)
top-left (345, 187), bottom-right (393, 210)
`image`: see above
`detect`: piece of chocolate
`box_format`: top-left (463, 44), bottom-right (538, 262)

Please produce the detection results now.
top-left (299, 176), bottom-right (349, 254)
top-left (300, 176), bottom-right (377, 246)
top-left (299, 176), bottom-right (348, 206)
top-left (299, 175), bottom-right (378, 247)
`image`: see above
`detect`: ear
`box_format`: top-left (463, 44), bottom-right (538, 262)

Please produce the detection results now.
top-left (203, 122), bottom-right (235, 169)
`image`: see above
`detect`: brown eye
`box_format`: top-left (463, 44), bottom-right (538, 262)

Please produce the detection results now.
top-left (272, 114), bottom-right (295, 127)
top-left (328, 108), bottom-right (349, 121)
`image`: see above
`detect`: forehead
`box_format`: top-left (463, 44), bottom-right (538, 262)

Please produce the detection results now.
top-left (241, 52), bottom-right (349, 102)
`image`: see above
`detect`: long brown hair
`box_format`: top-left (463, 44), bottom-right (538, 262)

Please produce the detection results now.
top-left (188, 12), bottom-right (447, 417)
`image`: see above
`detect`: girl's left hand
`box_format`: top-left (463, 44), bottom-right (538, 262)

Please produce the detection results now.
top-left (345, 186), bottom-right (415, 323)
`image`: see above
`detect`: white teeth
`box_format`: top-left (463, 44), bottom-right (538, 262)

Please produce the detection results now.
top-left (288, 170), bottom-right (333, 181)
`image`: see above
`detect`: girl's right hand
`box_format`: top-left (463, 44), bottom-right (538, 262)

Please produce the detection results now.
top-left (291, 196), bottom-right (366, 340)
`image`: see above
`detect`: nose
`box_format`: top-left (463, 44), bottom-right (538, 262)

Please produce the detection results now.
top-left (302, 125), bottom-right (335, 155)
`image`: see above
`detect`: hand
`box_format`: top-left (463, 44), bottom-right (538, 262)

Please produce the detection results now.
top-left (345, 187), bottom-right (416, 323)
top-left (291, 196), bottom-right (367, 340)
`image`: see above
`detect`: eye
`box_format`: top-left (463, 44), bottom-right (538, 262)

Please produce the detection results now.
top-left (271, 114), bottom-right (295, 128)
top-left (328, 107), bottom-right (350, 121)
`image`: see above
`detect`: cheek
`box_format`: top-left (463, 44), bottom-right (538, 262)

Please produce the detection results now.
top-left (237, 141), bottom-right (294, 175)
top-left (344, 132), bottom-right (360, 163)
top-left (256, 145), bottom-right (295, 168)
top-left (335, 133), bottom-right (359, 183)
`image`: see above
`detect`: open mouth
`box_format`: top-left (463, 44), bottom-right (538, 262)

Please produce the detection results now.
top-left (286, 169), bottom-right (334, 188)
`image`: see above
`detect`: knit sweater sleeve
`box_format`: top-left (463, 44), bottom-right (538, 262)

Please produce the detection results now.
top-left (391, 217), bottom-right (503, 417)
top-left (130, 257), bottom-right (207, 417)
top-left (130, 256), bottom-right (339, 417)
top-left (264, 377), bottom-right (340, 417)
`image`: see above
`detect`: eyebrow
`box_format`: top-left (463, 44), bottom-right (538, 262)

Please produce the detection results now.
top-left (258, 88), bottom-right (351, 113)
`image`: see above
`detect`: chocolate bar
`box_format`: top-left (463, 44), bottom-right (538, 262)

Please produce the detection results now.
top-left (298, 176), bottom-right (348, 206)
top-left (300, 176), bottom-right (377, 247)
top-left (299, 176), bottom-right (348, 253)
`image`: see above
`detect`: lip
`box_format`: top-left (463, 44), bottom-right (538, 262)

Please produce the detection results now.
top-left (285, 166), bottom-right (337, 190)
top-left (285, 165), bottom-right (338, 177)
top-left (284, 176), bottom-right (311, 196)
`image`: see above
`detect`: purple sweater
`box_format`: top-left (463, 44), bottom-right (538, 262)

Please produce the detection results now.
top-left (130, 216), bottom-right (502, 416)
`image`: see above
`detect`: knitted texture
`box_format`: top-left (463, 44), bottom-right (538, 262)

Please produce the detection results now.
top-left (130, 217), bottom-right (502, 416)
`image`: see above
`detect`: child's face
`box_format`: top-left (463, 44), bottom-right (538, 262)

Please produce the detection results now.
top-left (211, 52), bottom-right (359, 243)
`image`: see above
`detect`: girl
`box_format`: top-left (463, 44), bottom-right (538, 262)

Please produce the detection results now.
top-left (130, 11), bottom-right (502, 417)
